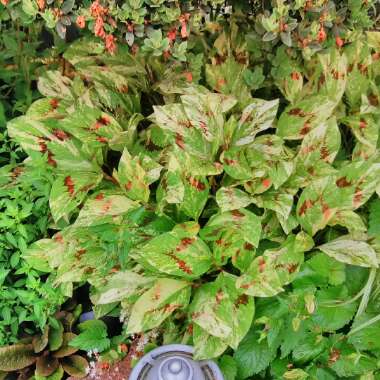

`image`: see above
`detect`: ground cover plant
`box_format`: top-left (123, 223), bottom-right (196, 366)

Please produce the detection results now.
top-left (1, 1), bottom-right (380, 380)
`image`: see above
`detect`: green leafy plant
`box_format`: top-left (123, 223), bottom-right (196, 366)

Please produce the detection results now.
top-left (0, 161), bottom-right (68, 346)
top-left (0, 307), bottom-right (89, 379)
top-left (2, 3), bottom-right (380, 379)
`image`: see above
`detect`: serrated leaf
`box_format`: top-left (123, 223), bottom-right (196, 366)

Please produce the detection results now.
top-left (69, 320), bottom-right (110, 352)
top-left (234, 329), bottom-right (277, 379)
top-left (218, 355), bottom-right (238, 380)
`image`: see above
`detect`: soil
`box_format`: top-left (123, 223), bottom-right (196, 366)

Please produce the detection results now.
top-left (67, 336), bottom-right (144, 380)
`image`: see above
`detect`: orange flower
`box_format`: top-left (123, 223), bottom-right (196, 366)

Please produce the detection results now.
top-left (94, 16), bottom-right (106, 38)
top-left (37, 0), bottom-right (45, 10)
top-left (90, 0), bottom-right (107, 17)
top-left (76, 15), bottom-right (86, 29)
top-left (335, 36), bottom-right (344, 48)
top-left (167, 28), bottom-right (177, 42)
top-left (105, 34), bottom-right (117, 54)
top-left (317, 26), bottom-right (327, 43)
top-left (0, 0), bottom-right (8, 6)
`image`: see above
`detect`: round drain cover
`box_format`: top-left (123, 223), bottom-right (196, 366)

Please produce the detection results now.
top-left (129, 344), bottom-right (224, 380)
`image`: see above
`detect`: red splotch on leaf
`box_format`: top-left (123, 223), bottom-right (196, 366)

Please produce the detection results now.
top-left (231, 210), bottom-right (244, 219)
top-left (187, 324), bottom-right (193, 335)
top-left (328, 349), bottom-right (340, 365)
top-left (102, 199), bottom-right (112, 213)
top-left (95, 193), bottom-right (104, 200)
top-left (235, 294), bottom-right (249, 307)
top-left (298, 199), bottom-right (313, 216)
top-left (262, 178), bottom-right (271, 188)
top-left (321, 199), bottom-right (332, 220)
top-left (291, 71), bottom-right (301, 80)
top-left (223, 157), bottom-right (237, 165)
top-left (38, 139), bottom-right (48, 153)
top-left (336, 177), bottom-right (351, 188)
top-left (75, 249), bottom-right (87, 259)
top-left (176, 237), bottom-right (195, 252)
top-left (183, 72), bottom-right (193, 82)
top-left (96, 136), bottom-right (108, 143)
top-left (188, 176), bottom-right (206, 191)
top-left (163, 303), bottom-right (182, 313)
top-left (125, 181), bottom-right (133, 191)
top-left (258, 257), bottom-right (266, 273)
top-left (215, 289), bottom-right (224, 305)
top-left (288, 108), bottom-right (307, 117)
top-left (11, 166), bottom-right (23, 180)
top-left (244, 242), bottom-right (254, 250)
top-left (175, 133), bottom-right (185, 149)
top-left (358, 63), bottom-right (368, 75)
top-left (359, 119), bottom-right (367, 129)
top-left (168, 252), bottom-right (193, 274)
top-left (53, 129), bottom-right (70, 141)
top-left (216, 238), bottom-right (224, 246)
top-left (354, 187), bottom-right (363, 207)
top-left (320, 146), bottom-right (330, 160)
top-left (99, 116), bottom-right (110, 125)
top-left (118, 85), bottom-right (129, 93)
top-left (372, 52), bottom-right (380, 61)
top-left (50, 98), bottom-right (59, 110)
top-left (47, 152), bottom-right (57, 167)
top-left (318, 73), bottom-right (326, 88)
top-left (54, 234), bottom-right (64, 243)
top-left (215, 78), bottom-right (226, 91)
top-left (368, 93), bottom-right (379, 106)
top-left (300, 122), bottom-right (311, 136)
top-left (64, 176), bottom-right (75, 196)
top-left (110, 265), bottom-right (120, 273)
top-left (199, 121), bottom-right (209, 135)
top-left (287, 263), bottom-right (298, 274)
top-left (178, 120), bottom-right (193, 129)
